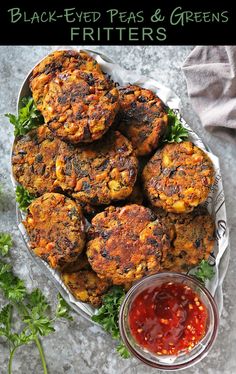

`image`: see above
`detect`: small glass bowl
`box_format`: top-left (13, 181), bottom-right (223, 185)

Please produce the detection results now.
top-left (119, 272), bottom-right (219, 371)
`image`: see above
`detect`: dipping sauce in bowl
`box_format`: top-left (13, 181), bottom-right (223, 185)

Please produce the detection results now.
top-left (129, 282), bottom-right (207, 356)
top-left (119, 273), bottom-right (219, 370)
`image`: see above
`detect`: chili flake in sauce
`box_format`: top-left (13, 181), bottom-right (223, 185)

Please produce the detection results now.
top-left (128, 282), bottom-right (208, 356)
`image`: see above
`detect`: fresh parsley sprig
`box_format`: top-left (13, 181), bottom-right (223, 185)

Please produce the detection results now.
top-left (0, 233), bottom-right (13, 257)
top-left (0, 233), bottom-right (73, 374)
top-left (0, 261), bottom-right (26, 302)
top-left (193, 260), bottom-right (215, 284)
top-left (15, 185), bottom-right (35, 212)
top-left (92, 286), bottom-right (130, 359)
top-left (0, 303), bottom-right (35, 374)
top-left (164, 108), bottom-right (189, 143)
top-left (55, 293), bottom-right (74, 321)
top-left (5, 97), bottom-right (44, 137)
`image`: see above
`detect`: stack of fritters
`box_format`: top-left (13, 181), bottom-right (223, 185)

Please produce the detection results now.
top-left (13, 50), bottom-right (216, 307)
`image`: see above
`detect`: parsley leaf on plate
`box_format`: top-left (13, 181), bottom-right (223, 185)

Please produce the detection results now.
top-left (92, 286), bottom-right (130, 358)
top-left (5, 97), bottom-right (44, 137)
top-left (92, 286), bottom-right (125, 339)
top-left (164, 108), bottom-right (189, 143)
top-left (193, 260), bottom-right (215, 284)
top-left (15, 185), bottom-right (35, 212)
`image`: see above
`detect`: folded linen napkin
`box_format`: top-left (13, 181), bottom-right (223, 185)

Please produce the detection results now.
top-left (182, 46), bottom-right (236, 135)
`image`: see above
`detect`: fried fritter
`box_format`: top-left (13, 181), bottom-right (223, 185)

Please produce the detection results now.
top-left (55, 131), bottom-right (138, 205)
top-left (61, 248), bottom-right (111, 306)
top-left (62, 269), bottom-right (111, 307)
top-left (86, 204), bottom-right (171, 285)
top-left (157, 208), bottom-right (215, 272)
top-left (32, 50), bottom-right (102, 77)
top-left (24, 193), bottom-right (86, 269)
top-left (40, 69), bottom-right (119, 144)
top-left (12, 125), bottom-right (62, 195)
top-left (30, 50), bottom-right (102, 111)
top-left (117, 85), bottom-right (168, 156)
top-left (142, 141), bottom-right (215, 213)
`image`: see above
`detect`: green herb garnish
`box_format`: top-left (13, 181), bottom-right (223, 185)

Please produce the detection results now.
top-left (0, 233), bottom-right (13, 256)
top-left (15, 185), bottom-right (35, 211)
top-left (92, 286), bottom-right (130, 359)
top-left (0, 233), bottom-right (73, 374)
top-left (55, 293), bottom-right (73, 321)
top-left (116, 341), bottom-right (131, 359)
top-left (164, 108), bottom-right (189, 143)
top-left (0, 261), bottom-right (26, 302)
top-left (193, 260), bottom-right (215, 284)
top-left (5, 97), bottom-right (44, 137)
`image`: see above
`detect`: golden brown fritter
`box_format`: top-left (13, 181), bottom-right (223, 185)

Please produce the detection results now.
top-left (157, 208), bottom-right (215, 272)
top-left (23, 193), bottom-right (86, 269)
top-left (40, 69), bottom-right (119, 144)
top-left (55, 131), bottom-right (138, 205)
top-left (12, 125), bottom-right (63, 195)
top-left (32, 50), bottom-right (102, 78)
top-left (117, 85), bottom-right (168, 156)
top-left (62, 269), bottom-right (111, 307)
top-left (86, 204), bottom-right (171, 285)
top-left (142, 141), bottom-right (215, 213)
top-left (30, 50), bottom-right (102, 111)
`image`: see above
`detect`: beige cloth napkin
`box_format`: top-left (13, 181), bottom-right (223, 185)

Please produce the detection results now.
top-left (182, 46), bottom-right (236, 136)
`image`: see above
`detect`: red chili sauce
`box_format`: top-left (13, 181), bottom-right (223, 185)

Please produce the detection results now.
top-left (128, 282), bottom-right (208, 356)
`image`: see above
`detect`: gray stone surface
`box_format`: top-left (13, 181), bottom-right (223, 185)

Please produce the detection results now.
top-left (0, 46), bottom-right (235, 374)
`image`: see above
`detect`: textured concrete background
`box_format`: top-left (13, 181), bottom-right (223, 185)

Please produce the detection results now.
top-left (0, 46), bottom-right (235, 374)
